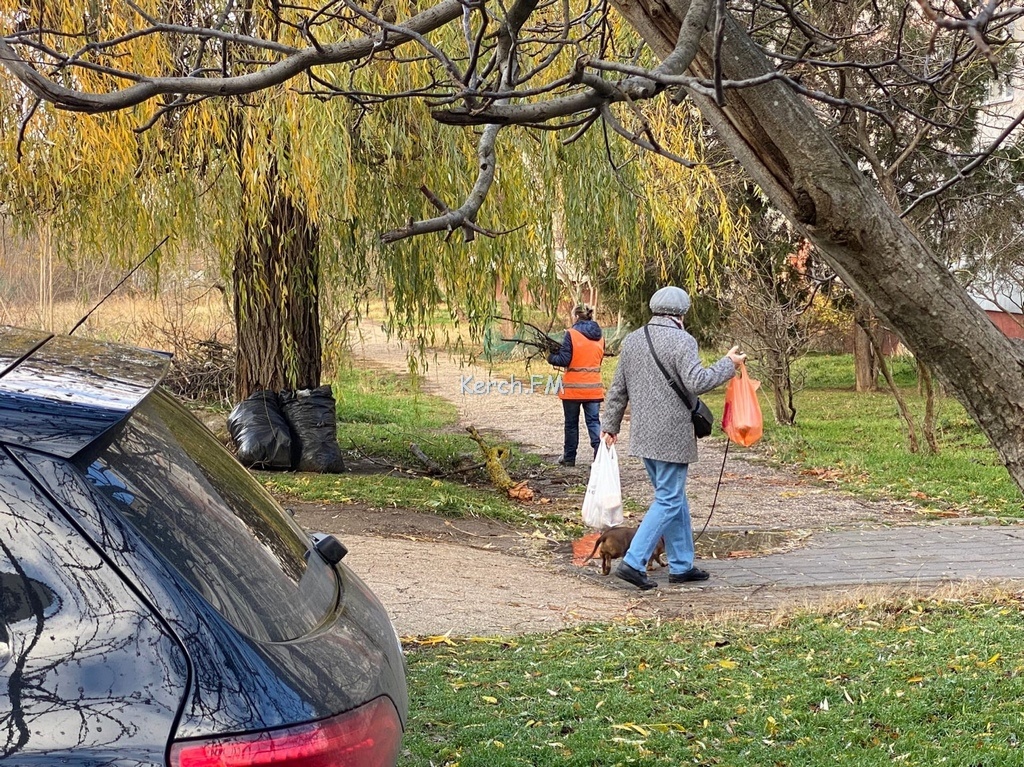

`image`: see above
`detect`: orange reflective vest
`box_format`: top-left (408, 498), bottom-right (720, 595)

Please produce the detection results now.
top-left (560, 329), bottom-right (605, 401)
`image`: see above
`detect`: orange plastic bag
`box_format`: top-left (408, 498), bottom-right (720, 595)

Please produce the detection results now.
top-left (722, 363), bottom-right (763, 447)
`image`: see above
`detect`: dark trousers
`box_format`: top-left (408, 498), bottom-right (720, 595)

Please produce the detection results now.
top-left (561, 400), bottom-right (601, 462)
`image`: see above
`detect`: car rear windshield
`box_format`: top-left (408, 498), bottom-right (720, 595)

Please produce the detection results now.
top-left (81, 388), bottom-right (337, 643)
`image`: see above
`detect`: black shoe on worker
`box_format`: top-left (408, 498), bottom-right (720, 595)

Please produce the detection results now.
top-left (557, 455), bottom-right (575, 467)
top-left (668, 567), bottom-right (710, 584)
top-left (615, 563), bottom-right (658, 590)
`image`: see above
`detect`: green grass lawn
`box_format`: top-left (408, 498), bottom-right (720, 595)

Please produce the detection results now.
top-left (742, 354), bottom-right (1023, 518)
top-left (403, 597), bottom-right (1024, 766)
top-left (262, 471), bottom-right (536, 524)
top-left (259, 363), bottom-right (567, 530)
top-left (332, 363), bottom-right (541, 474)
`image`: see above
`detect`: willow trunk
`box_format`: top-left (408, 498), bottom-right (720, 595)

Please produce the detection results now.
top-left (233, 192), bottom-right (322, 401)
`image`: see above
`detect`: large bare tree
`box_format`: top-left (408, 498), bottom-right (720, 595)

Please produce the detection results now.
top-left (2, 0), bottom-right (1024, 487)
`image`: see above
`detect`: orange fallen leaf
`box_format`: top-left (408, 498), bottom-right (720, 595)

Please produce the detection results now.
top-left (507, 481), bottom-right (535, 502)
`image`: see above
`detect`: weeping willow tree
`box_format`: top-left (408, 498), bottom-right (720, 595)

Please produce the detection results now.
top-left (578, 96), bottom-right (752, 335)
top-left (8, 0), bottom-right (1024, 502)
top-left (0, 0), bottom-right (744, 400)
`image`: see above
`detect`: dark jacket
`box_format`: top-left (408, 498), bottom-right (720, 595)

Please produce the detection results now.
top-left (547, 320), bottom-right (603, 368)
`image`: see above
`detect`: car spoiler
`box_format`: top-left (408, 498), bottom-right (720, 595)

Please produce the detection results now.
top-left (0, 327), bottom-right (171, 459)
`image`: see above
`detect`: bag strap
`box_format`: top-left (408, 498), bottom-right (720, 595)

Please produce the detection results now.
top-left (643, 325), bottom-right (697, 411)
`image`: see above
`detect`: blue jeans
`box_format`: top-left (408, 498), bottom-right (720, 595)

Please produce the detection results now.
top-left (623, 459), bottom-right (694, 575)
top-left (561, 400), bottom-right (601, 462)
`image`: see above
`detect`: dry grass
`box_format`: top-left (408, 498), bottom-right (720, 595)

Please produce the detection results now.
top-left (3, 284), bottom-right (235, 403)
top-left (1, 224), bottom-right (231, 348)
top-left (2, 290), bottom-right (232, 348)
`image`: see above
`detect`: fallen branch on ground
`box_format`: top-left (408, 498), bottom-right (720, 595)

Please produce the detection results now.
top-left (465, 424), bottom-right (534, 501)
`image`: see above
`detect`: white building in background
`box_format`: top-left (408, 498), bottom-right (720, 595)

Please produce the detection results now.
top-left (965, 18), bottom-right (1024, 338)
top-left (975, 15), bottom-right (1024, 144)
top-left (967, 263), bottom-right (1024, 340)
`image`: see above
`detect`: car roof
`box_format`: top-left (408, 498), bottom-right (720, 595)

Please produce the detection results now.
top-left (0, 326), bottom-right (171, 459)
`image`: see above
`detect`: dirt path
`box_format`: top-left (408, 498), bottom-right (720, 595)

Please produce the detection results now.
top-left (293, 326), bottom-right (935, 638)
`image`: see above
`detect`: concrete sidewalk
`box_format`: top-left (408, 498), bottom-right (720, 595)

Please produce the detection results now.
top-left (667, 523), bottom-right (1024, 588)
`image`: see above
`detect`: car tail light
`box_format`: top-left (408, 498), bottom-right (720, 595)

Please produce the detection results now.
top-left (169, 696), bottom-right (402, 767)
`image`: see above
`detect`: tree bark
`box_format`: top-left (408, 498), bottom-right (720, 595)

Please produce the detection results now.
top-left (861, 318), bottom-right (920, 453)
top-left (919, 361), bottom-right (940, 455)
top-left (853, 303), bottom-right (878, 393)
top-left (610, 0), bottom-right (1024, 489)
top-left (233, 189), bottom-right (322, 400)
top-left (766, 348), bottom-right (796, 426)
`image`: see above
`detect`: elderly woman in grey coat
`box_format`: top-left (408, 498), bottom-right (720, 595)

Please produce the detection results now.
top-left (601, 286), bottom-right (746, 590)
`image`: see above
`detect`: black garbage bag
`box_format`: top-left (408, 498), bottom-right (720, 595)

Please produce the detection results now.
top-left (280, 385), bottom-right (346, 473)
top-left (227, 390), bottom-right (294, 469)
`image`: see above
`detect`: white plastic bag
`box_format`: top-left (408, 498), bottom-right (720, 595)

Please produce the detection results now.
top-left (581, 441), bottom-right (624, 529)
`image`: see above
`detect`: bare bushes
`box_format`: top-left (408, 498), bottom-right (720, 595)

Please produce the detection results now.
top-left (160, 331), bottom-right (235, 405)
top-left (142, 278), bottom-right (235, 405)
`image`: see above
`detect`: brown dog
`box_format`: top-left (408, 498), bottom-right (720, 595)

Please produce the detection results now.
top-left (585, 526), bottom-right (667, 575)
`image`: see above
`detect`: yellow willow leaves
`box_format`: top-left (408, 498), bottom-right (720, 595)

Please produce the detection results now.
top-left (545, 95), bottom-right (746, 294)
top-left (612, 722), bottom-right (688, 736)
top-left (402, 634), bottom-right (514, 647)
top-left (284, 97), bottom-right (353, 219)
top-left (24, 0), bottom-right (179, 88)
top-left (1, 0), bottom-right (745, 328)
top-left (637, 98), bottom-right (747, 282)
top-left (896, 624), bottom-right (935, 634)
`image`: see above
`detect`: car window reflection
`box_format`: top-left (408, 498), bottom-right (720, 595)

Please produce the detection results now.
top-left (0, 458), bottom-right (185, 762)
top-left (0, 571), bottom-right (55, 623)
top-left (14, 450), bottom-right (321, 734)
top-left (85, 464), bottom-right (136, 507)
top-left (80, 390), bottom-right (336, 643)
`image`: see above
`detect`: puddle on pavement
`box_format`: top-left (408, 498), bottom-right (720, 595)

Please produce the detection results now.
top-left (696, 529), bottom-right (805, 558)
top-left (569, 529), bottom-right (807, 566)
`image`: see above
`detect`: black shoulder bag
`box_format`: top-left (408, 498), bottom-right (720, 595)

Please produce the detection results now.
top-left (643, 326), bottom-right (715, 438)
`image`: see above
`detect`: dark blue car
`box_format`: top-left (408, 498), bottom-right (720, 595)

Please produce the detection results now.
top-left (0, 327), bottom-right (407, 766)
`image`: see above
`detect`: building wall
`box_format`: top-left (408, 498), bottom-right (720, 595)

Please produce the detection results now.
top-left (987, 310), bottom-right (1024, 339)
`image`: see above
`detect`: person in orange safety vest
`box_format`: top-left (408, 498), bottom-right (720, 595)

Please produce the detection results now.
top-left (547, 305), bottom-right (605, 467)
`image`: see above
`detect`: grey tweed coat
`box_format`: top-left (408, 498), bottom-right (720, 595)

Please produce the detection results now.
top-left (601, 316), bottom-right (736, 464)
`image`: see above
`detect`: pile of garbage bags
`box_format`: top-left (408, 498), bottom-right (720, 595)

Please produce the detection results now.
top-left (227, 386), bottom-right (345, 473)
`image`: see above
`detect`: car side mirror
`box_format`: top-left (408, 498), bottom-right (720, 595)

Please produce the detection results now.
top-left (309, 533), bottom-right (348, 565)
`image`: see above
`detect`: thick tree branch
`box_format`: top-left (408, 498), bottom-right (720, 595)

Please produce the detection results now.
top-left (382, 0), bottom-right (542, 242)
top-left (0, 0), bottom-right (464, 112)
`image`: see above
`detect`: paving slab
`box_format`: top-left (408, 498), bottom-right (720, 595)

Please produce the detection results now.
top-left (701, 524), bottom-right (1024, 587)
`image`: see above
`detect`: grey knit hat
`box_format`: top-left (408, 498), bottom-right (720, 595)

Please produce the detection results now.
top-left (649, 286), bottom-right (691, 316)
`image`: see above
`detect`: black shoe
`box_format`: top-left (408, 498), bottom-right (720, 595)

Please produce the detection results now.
top-left (615, 563), bottom-right (658, 590)
top-left (668, 567), bottom-right (710, 583)
top-left (557, 456), bottom-right (575, 467)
